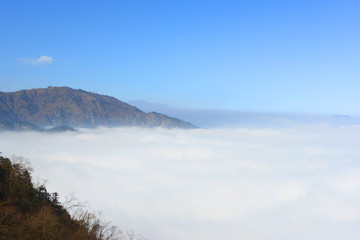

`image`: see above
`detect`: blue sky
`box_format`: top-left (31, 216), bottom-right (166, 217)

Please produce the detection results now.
top-left (1, 0), bottom-right (359, 115)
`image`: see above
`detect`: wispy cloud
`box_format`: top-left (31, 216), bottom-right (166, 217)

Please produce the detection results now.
top-left (17, 55), bottom-right (54, 65)
top-left (1, 126), bottom-right (360, 240)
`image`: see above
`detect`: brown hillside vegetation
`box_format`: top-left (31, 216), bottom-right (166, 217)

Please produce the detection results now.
top-left (0, 155), bottom-right (146, 240)
top-left (0, 87), bottom-right (195, 129)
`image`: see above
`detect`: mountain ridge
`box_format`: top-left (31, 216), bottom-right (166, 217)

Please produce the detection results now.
top-left (0, 86), bottom-right (195, 129)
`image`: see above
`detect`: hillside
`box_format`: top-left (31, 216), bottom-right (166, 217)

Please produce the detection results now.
top-left (0, 155), bottom-right (125, 240)
top-left (0, 87), bottom-right (195, 129)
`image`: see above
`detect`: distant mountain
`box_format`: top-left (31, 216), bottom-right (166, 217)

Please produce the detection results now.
top-left (129, 100), bottom-right (360, 128)
top-left (0, 121), bottom-right (77, 133)
top-left (128, 100), bottom-right (257, 127)
top-left (0, 120), bottom-right (43, 132)
top-left (128, 100), bottom-right (174, 113)
top-left (0, 87), bottom-right (195, 129)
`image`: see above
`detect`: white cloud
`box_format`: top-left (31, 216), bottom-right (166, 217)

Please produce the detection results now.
top-left (34, 55), bottom-right (53, 64)
top-left (1, 126), bottom-right (360, 240)
top-left (17, 55), bottom-right (54, 65)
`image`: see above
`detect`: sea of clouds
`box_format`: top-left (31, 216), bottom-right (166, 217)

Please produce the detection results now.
top-left (1, 125), bottom-right (360, 240)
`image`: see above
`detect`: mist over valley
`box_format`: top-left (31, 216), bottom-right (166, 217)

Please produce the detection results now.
top-left (2, 1), bottom-right (360, 239)
top-left (1, 125), bottom-right (360, 240)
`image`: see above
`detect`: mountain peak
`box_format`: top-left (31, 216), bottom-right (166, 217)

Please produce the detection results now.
top-left (0, 87), bottom-right (195, 129)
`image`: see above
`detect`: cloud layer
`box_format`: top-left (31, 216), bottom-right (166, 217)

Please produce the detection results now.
top-left (1, 126), bottom-right (360, 240)
top-left (17, 55), bottom-right (53, 65)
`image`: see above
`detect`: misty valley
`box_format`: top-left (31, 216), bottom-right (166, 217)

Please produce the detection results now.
top-left (2, 0), bottom-right (360, 239)
top-left (1, 125), bottom-right (360, 240)
top-left (1, 87), bottom-right (360, 240)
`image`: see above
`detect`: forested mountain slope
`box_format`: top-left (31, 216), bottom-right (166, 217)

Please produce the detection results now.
top-left (0, 155), bottom-right (143, 240)
top-left (0, 87), bottom-right (195, 129)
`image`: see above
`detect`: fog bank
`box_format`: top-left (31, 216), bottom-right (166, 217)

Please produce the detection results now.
top-left (1, 126), bottom-right (360, 240)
